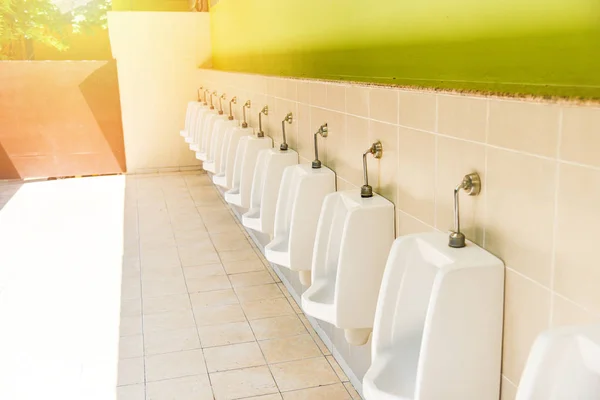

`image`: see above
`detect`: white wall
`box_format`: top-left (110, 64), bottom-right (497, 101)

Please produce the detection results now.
top-left (108, 12), bottom-right (211, 173)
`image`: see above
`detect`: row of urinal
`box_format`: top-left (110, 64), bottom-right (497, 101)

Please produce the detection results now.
top-left (180, 88), bottom-right (600, 400)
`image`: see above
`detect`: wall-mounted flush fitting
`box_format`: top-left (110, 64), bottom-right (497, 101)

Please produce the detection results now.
top-left (448, 172), bottom-right (481, 248)
top-left (242, 100), bottom-right (251, 128)
top-left (217, 93), bottom-right (226, 115)
top-left (361, 141), bottom-right (383, 198)
top-left (312, 123), bottom-right (328, 169)
top-left (257, 106), bottom-right (268, 138)
top-left (203, 89), bottom-right (210, 106)
top-left (280, 112), bottom-right (293, 151)
top-left (228, 96), bottom-right (237, 121)
top-left (209, 91), bottom-right (217, 110)
top-left (197, 86), bottom-right (203, 102)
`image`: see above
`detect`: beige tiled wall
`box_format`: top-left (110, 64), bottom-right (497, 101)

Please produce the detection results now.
top-left (196, 68), bottom-right (600, 397)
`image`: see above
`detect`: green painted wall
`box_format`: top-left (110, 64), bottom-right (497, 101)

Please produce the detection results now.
top-left (210, 0), bottom-right (600, 99)
top-left (112, 0), bottom-right (189, 11)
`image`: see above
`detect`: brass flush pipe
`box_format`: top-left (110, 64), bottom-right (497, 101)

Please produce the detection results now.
top-left (361, 141), bottom-right (383, 198)
top-left (280, 112), bottom-right (293, 151)
top-left (312, 123), bottom-right (328, 169)
top-left (228, 97), bottom-right (237, 120)
top-left (218, 93), bottom-right (226, 115)
top-left (242, 100), bottom-right (251, 128)
top-left (257, 106), bottom-right (268, 137)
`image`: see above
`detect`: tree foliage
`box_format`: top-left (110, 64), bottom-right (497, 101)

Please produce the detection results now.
top-left (0, 0), bottom-right (111, 59)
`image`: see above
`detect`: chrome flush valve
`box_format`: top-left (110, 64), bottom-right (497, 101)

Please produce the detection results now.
top-left (448, 172), bottom-right (481, 248)
top-left (361, 141), bottom-right (383, 198)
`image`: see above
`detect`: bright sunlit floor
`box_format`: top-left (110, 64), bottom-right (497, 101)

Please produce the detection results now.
top-left (0, 172), bottom-right (360, 400)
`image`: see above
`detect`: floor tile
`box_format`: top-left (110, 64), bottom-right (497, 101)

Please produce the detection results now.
top-left (299, 315), bottom-right (331, 355)
top-left (121, 298), bottom-right (142, 317)
top-left (118, 357), bottom-right (145, 386)
top-left (198, 321), bottom-right (255, 348)
top-left (186, 275), bottom-right (232, 293)
top-left (144, 327), bottom-right (200, 355)
top-left (259, 334), bottom-right (321, 364)
top-left (235, 283), bottom-right (284, 303)
top-left (121, 277), bottom-right (142, 300)
top-left (145, 349), bottom-right (207, 382)
top-left (241, 395), bottom-right (282, 400)
top-left (211, 232), bottom-right (253, 252)
top-left (204, 342), bottom-right (266, 372)
top-left (344, 382), bottom-right (361, 400)
top-left (178, 243), bottom-right (218, 267)
top-left (242, 298), bottom-right (295, 320)
top-left (250, 315), bottom-right (307, 341)
top-left (326, 355), bottom-right (350, 382)
top-left (142, 276), bottom-right (188, 297)
top-left (281, 383), bottom-right (351, 399)
top-left (218, 248), bottom-right (260, 263)
top-left (120, 315), bottom-right (143, 336)
top-left (210, 366), bottom-right (278, 400)
top-left (183, 263), bottom-right (226, 279)
top-left (146, 375), bottom-right (213, 400)
top-left (270, 357), bottom-right (339, 392)
top-left (119, 335), bottom-right (144, 359)
top-left (223, 259), bottom-right (265, 274)
top-left (117, 384), bottom-right (145, 400)
top-left (143, 294), bottom-right (191, 315)
top-left (230, 271), bottom-right (275, 288)
top-left (190, 289), bottom-right (239, 308)
top-left (144, 309), bottom-right (196, 332)
top-left (194, 304), bottom-right (246, 326)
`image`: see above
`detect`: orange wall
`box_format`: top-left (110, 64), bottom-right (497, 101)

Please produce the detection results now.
top-left (0, 61), bottom-right (126, 179)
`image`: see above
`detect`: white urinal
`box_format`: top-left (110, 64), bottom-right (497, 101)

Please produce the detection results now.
top-left (265, 163), bottom-right (336, 285)
top-left (362, 232), bottom-right (505, 400)
top-left (184, 103), bottom-right (208, 144)
top-left (180, 101), bottom-right (201, 138)
top-left (224, 136), bottom-right (273, 208)
top-left (213, 126), bottom-right (253, 189)
top-left (196, 113), bottom-right (228, 160)
top-left (301, 190), bottom-right (394, 346)
top-left (242, 148), bottom-right (299, 235)
top-left (188, 107), bottom-right (213, 149)
top-left (203, 119), bottom-right (238, 173)
top-left (516, 324), bottom-right (600, 400)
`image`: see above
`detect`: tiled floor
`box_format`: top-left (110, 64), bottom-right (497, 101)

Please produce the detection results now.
top-left (118, 172), bottom-right (362, 399)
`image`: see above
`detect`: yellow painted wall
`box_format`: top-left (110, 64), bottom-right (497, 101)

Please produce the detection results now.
top-left (33, 27), bottom-right (112, 61)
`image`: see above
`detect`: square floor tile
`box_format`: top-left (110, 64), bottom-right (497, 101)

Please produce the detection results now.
top-left (190, 289), bottom-right (238, 308)
top-left (186, 275), bottom-right (231, 293)
top-left (119, 335), bottom-right (144, 359)
top-left (198, 321), bottom-right (255, 348)
top-left (183, 263), bottom-right (226, 279)
top-left (117, 357), bottom-right (144, 386)
top-left (144, 327), bottom-right (200, 355)
top-left (210, 232), bottom-right (252, 252)
top-left (194, 304), bottom-right (246, 327)
top-left (326, 356), bottom-right (349, 382)
top-left (235, 283), bottom-right (284, 303)
top-left (210, 366), bottom-right (278, 400)
top-left (218, 249), bottom-right (260, 263)
top-left (144, 309), bottom-right (196, 332)
top-left (146, 375), bottom-right (213, 400)
top-left (344, 382), bottom-right (361, 399)
top-left (241, 395), bottom-right (282, 400)
top-left (143, 294), bottom-right (191, 315)
top-left (270, 357), bottom-right (339, 392)
top-left (145, 349), bottom-right (207, 382)
top-left (223, 259), bottom-right (265, 274)
top-left (250, 315), bottom-right (307, 341)
top-left (281, 383), bottom-right (351, 399)
top-left (120, 315), bottom-right (143, 336)
top-left (142, 277), bottom-right (188, 298)
top-left (121, 298), bottom-right (142, 317)
top-left (230, 272), bottom-right (275, 288)
top-left (242, 298), bottom-right (295, 320)
top-left (204, 342), bottom-right (266, 372)
top-left (259, 334), bottom-right (321, 364)
top-left (178, 243), bottom-right (218, 267)
top-left (117, 384), bottom-right (145, 400)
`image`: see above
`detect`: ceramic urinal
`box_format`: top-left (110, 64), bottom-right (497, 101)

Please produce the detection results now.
top-left (186, 89), bottom-right (211, 145)
top-left (265, 123), bottom-right (335, 285)
top-left (363, 172), bottom-right (505, 400)
top-left (197, 93), bottom-right (228, 161)
top-left (212, 126), bottom-right (253, 189)
top-left (188, 104), bottom-right (213, 150)
top-left (204, 97), bottom-right (240, 174)
top-left (180, 101), bottom-right (202, 139)
top-left (516, 324), bottom-right (600, 400)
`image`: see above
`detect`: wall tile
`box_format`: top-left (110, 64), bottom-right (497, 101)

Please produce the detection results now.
top-left (396, 209), bottom-right (434, 237)
top-left (370, 87), bottom-right (398, 124)
top-left (560, 106), bottom-right (600, 167)
top-left (326, 84), bottom-right (346, 112)
top-left (397, 127), bottom-right (436, 225)
top-left (307, 107), bottom-right (329, 164)
top-left (502, 269), bottom-right (550, 384)
top-left (435, 137), bottom-right (486, 246)
top-left (500, 377), bottom-right (517, 400)
top-left (309, 82), bottom-right (327, 108)
top-left (437, 95), bottom-right (487, 142)
top-left (297, 81), bottom-right (309, 104)
top-left (343, 115), bottom-right (370, 186)
top-left (345, 86), bottom-right (369, 118)
top-left (485, 148), bottom-right (556, 285)
top-left (296, 104), bottom-right (312, 161)
top-left (554, 163), bottom-right (600, 313)
top-left (488, 100), bottom-right (560, 157)
top-left (275, 99), bottom-right (298, 151)
top-left (398, 91), bottom-right (436, 132)
top-left (551, 294), bottom-right (600, 327)
top-left (368, 120), bottom-right (398, 204)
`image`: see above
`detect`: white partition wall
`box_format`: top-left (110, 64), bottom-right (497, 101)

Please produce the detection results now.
top-left (108, 12), bottom-right (211, 173)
